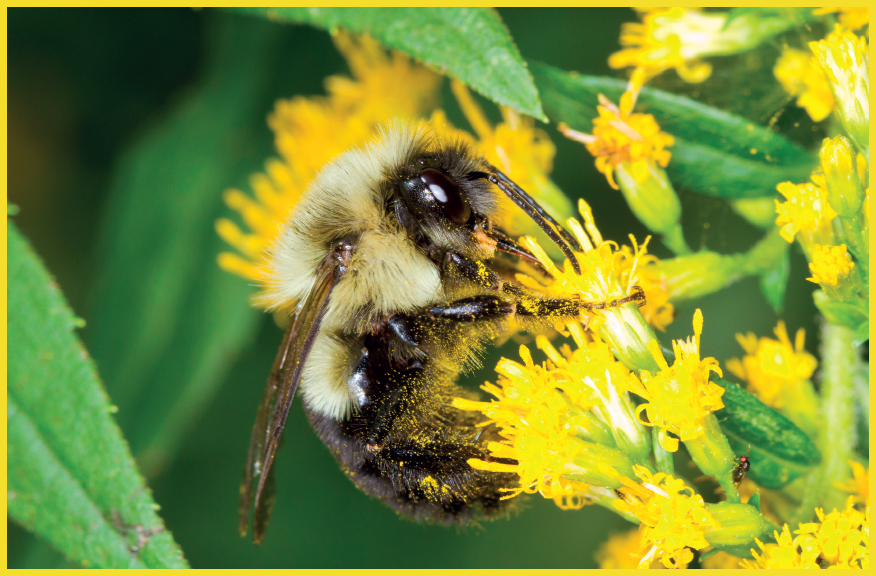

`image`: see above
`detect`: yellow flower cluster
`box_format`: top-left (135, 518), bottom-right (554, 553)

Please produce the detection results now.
top-left (608, 8), bottom-right (718, 83)
top-left (744, 497), bottom-right (869, 569)
top-left (455, 327), bottom-right (642, 506)
top-left (814, 7), bottom-right (870, 31)
top-left (612, 465), bottom-right (719, 568)
top-left (774, 171), bottom-right (837, 248)
top-left (627, 310), bottom-right (725, 452)
top-left (727, 321), bottom-right (817, 409)
top-left (774, 47), bottom-right (836, 122)
top-left (808, 243), bottom-right (856, 286)
top-left (595, 528), bottom-right (669, 569)
top-left (516, 199), bottom-right (672, 332)
top-left (560, 69), bottom-right (674, 191)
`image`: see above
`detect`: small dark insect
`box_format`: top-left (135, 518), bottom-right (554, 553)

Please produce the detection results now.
top-left (237, 122), bottom-right (648, 544)
top-left (733, 445), bottom-right (751, 485)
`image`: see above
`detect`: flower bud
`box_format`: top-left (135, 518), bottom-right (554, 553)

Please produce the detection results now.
top-left (705, 502), bottom-right (775, 548)
top-left (810, 27), bottom-right (869, 155)
top-left (615, 161), bottom-right (689, 254)
top-left (820, 136), bottom-right (865, 217)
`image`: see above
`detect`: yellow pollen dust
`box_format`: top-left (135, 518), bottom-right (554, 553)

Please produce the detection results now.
top-left (808, 243), bottom-right (855, 286)
top-left (561, 68), bottom-right (674, 190)
top-left (611, 465), bottom-right (718, 569)
top-left (774, 47), bottom-right (836, 122)
top-left (625, 310), bottom-right (724, 452)
top-left (726, 321), bottom-right (817, 409)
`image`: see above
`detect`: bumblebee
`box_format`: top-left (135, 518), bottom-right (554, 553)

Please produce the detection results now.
top-left (239, 122), bottom-right (644, 543)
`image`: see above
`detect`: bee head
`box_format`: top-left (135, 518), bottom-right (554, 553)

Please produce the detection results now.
top-left (389, 139), bottom-right (500, 258)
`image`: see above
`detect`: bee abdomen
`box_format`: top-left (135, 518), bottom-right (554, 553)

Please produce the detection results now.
top-left (306, 409), bottom-right (517, 524)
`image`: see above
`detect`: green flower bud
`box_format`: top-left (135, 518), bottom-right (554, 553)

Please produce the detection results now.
top-left (615, 161), bottom-right (690, 254)
top-left (704, 502), bottom-right (776, 548)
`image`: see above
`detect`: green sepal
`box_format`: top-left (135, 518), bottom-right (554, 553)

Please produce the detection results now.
top-left (529, 61), bottom-right (816, 199)
top-left (227, 7), bottom-right (545, 120)
top-left (714, 377), bottom-right (821, 489)
top-left (813, 290), bottom-right (869, 332)
top-left (749, 491), bottom-right (762, 512)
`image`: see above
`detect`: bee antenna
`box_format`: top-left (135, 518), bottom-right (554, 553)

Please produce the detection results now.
top-left (485, 168), bottom-right (583, 275)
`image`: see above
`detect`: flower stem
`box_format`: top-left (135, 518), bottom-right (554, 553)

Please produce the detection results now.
top-left (817, 321), bottom-right (858, 512)
top-left (652, 426), bottom-right (675, 475)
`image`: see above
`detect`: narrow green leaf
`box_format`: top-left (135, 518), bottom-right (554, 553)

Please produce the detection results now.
top-left (715, 377), bottom-right (820, 489)
top-left (529, 61), bottom-right (816, 198)
top-left (7, 222), bottom-right (187, 568)
top-left (228, 7), bottom-right (545, 120)
top-left (758, 244), bottom-right (791, 313)
top-left (86, 14), bottom-right (278, 474)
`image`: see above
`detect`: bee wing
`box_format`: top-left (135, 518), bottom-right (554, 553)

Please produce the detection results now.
top-left (239, 252), bottom-right (345, 544)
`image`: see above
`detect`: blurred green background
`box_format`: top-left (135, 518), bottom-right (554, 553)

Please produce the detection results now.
top-left (8, 7), bottom-right (820, 568)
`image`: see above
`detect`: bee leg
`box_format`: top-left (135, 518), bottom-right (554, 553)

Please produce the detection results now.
top-left (427, 296), bottom-right (515, 322)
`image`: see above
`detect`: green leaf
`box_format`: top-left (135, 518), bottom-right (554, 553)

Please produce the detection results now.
top-left (758, 243), bottom-right (791, 313)
top-left (7, 222), bottom-right (187, 569)
top-left (227, 7), bottom-right (545, 120)
top-left (529, 61), bottom-right (816, 199)
top-left (86, 14), bottom-right (278, 475)
top-left (715, 377), bottom-right (820, 489)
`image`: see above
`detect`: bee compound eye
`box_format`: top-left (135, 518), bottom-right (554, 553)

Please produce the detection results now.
top-left (419, 168), bottom-right (471, 224)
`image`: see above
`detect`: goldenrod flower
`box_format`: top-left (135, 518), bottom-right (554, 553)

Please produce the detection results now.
top-left (775, 172), bottom-right (838, 250)
top-left (595, 528), bottom-right (668, 569)
top-left (612, 465), bottom-right (718, 568)
top-left (813, 7), bottom-right (870, 31)
top-left (810, 26), bottom-right (870, 154)
top-left (456, 335), bottom-right (641, 503)
top-left (743, 524), bottom-right (821, 568)
top-left (808, 243), bottom-right (856, 286)
top-left (560, 69), bottom-right (674, 191)
top-left (609, 8), bottom-right (794, 83)
top-left (835, 460), bottom-right (870, 507)
top-left (216, 33), bottom-right (441, 288)
top-left (726, 321), bottom-right (817, 409)
top-left (796, 500), bottom-right (869, 568)
top-left (626, 309), bottom-right (724, 452)
top-left (515, 199), bottom-right (663, 369)
top-left (559, 69), bottom-right (689, 253)
top-left (744, 498), bottom-right (870, 569)
top-left (774, 47), bottom-right (835, 122)
top-left (613, 236), bottom-right (674, 331)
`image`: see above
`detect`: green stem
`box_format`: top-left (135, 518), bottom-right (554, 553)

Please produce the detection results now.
top-left (817, 321), bottom-right (858, 512)
top-left (652, 426), bottom-right (675, 475)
